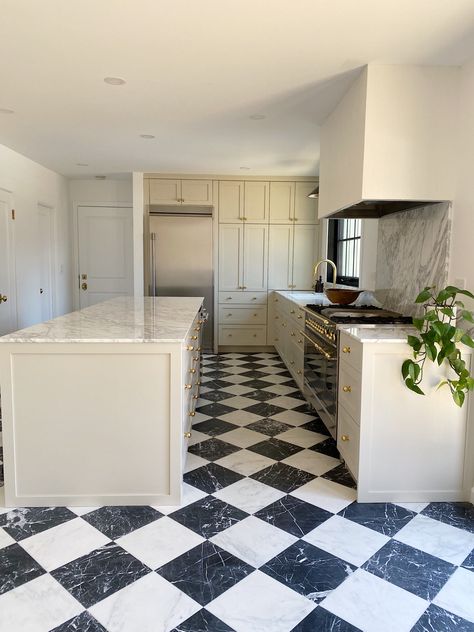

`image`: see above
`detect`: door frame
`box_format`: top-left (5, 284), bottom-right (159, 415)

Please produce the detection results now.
top-left (37, 203), bottom-right (57, 320)
top-left (0, 188), bottom-right (17, 333)
top-left (72, 201), bottom-right (133, 310)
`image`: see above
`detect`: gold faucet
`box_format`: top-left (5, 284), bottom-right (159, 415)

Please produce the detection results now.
top-left (313, 259), bottom-right (337, 287)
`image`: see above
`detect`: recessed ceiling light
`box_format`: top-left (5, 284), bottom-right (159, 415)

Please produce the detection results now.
top-left (0, 108), bottom-right (14, 114)
top-left (139, 134), bottom-right (155, 139)
top-left (76, 163), bottom-right (89, 167)
top-left (249, 114), bottom-right (266, 120)
top-left (240, 166), bottom-right (251, 170)
top-left (104, 77), bottom-right (126, 85)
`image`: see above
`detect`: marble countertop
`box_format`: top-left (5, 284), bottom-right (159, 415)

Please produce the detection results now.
top-left (0, 296), bottom-right (204, 343)
top-left (339, 324), bottom-right (416, 343)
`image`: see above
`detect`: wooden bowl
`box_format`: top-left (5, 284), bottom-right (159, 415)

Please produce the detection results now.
top-left (325, 288), bottom-right (362, 305)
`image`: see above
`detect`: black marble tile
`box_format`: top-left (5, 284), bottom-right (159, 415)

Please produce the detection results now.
top-left (171, 609), bottom-right (235, 632)
top-left (300, 418), bottom-right (331, 436)
top-left (50, 611), bottom-right (107, 632)
top-left (188, 438), bottom-right (241, 461)
top-left (51, 542), bottom-right (150, 608)
top-left (0, 507), bottom-right (77, 541)
top-left (193, 418), bottom-right (239, 437)
top-left (203, 371), bottom-right (233, 381)
top-left (246, 418), bottom-right (292, 436)
top-left (322, 463), bottom-right (357, 490)
top-left (196, 391), bottom-right (235, 404)
top-left (421, 502), bottom-right (474, 534)
top-left (170, 496), bottom-right (248, 539)
top-left (240, 370), bottom-right (268, 379)
top-left (251, 462), bottom-right (316, 493)
top-left (0, 543), bottom-right (45, 595)
top-left (292, 402), bottom-right (317, 414)
top-left (255, 495), bottom-right (332, 537)
top-left (363, 539), bottom-right (455, 600)
top-left (184, 463), bottom-right (244, 494)
top-left (242, 402), bottom-right (286, 417)
top-left (339, 502), bottom-right (416, 536)
top-left (241, 389), bottom-right (280, 402)
top-left (196, 402), bottom-right (235, 417)
top-left (241, 379), bottom-right (274, 390)
top-left (461, 548), bottom-right (474, 571)
top-left (411, 604), bottom-right (474, 632)
top-left (262, 540), bottom-right (356, 602)
top-left (310, 437), bottom-right (340, 459)
top-left (157, 540), bottom-right (253, 606)
top-left (82, 506), bottom-right (162, 539)
top-left (202, 379), bottom-right (236, 391)
top-left (247, 438), bottom-right (303, 461)
top-left (292, 607), bottom-right (361, 631)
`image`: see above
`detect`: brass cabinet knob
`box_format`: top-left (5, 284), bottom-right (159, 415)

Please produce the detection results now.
top-left (197, 380), bottom-right (201, 385)
top-left (185, 384), bottom-right (192, 389)
top-left (189, 368), bottom-right (196, 374)
top-left (253, 334), bottom-right (257, 337)
top-left (290, 360), bottom-right (295, 365)
top-left (253, 313), bottom-right (258, 317)
top-left (342, 385), bottom-right (352, 393)
top-left (197, 347), bottom-right (201, 351)
top-left (194, 326), bottom-right (201, 331)
top-left (193, 394), bottom-right (199, 399)
top-left (186, 345), bottom-right (194, 351)
top-left (190, 335), bottom-right (198, 340)
top-left (297, 339), bottom-right (303, 344)
top-left (341, 434), bottom-right (349, 441)
top-left (251, 297), bottom-right (257, 300)
top-left (242, 217), bottom-right (247, 221)
top-left (274, 298), bottom-right (279, 302)
top-left (294, 217), bottom-right (298, 221)
top-left (298, 314), bottom-right (303, 319)
top-left (297, 370), bottom-right (302, 375)
top-left (242, 286), bottom-right (247, 289)
top-left (228, 334), bottom-right (232, 337)
top-left (290, 332), bottom-right (296, 337)
top-left (226, 297), bottom-right (232, 300)
top-left (342, 346), bottom-right (351, 354)
top-left (81, 282), bottom-right (88, 290)
top-left (184, 431), bottom-right (192, 439)
top-left (275, 316), bottom-right (279, 319)
top-left (288, 216), bottom-right (292, 221)
top-left (189, 411), bottom-right (196, 417)
top-left (290, 309), bottom-right (295, 314)
top-left (274, 338), bottom-right (279, 342)
top-left (0, 294), bottom-right (7, 303)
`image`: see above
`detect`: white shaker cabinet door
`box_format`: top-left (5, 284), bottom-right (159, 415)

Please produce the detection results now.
top-left (269, 182), bottom-right (295, 223)
top-left (149, 179), bottom-right (181, 205)
top-left (242, 224), bottom-right (268, 291)
top-left (295, 182), bottom-right (319, 224)
top-left (293, 224), bottom-right (319, 290)
top-left (268, 224), bottom-right (294, 290)
top-left (219, 181), bottom-right (244, 222)
top-left (181, 179), bottom-right (213, 205)
top-left (243, 181), bottom-right (269, 222)
top-left (218, 224), bottom-right (243, 291)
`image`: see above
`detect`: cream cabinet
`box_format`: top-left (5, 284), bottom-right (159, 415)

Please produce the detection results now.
top-left (219, 181), bottom-right (244, 221)
top-left (269, 292), bottom-right (305, 390)
top-left (219, 181), bottom-right (269, 223)
top-left (269, 181), bottom-right (318, 224)
top-left (218, 224), bottom-right (268, 292)
top-left (268, 224), bottom-right (319, 290)
top-left (149, 178), bottom-right (213, 205)
top-left (295, 182), bottom-right (319, 223)
top-left (244, 181), bottom-right (269, 222)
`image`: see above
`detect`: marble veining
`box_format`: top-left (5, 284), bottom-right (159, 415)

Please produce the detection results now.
top-left (0, 296), bottom-right (203, 343)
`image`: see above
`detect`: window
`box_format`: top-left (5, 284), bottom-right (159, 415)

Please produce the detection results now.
top-left (327, 219), bottom-right (362, 287)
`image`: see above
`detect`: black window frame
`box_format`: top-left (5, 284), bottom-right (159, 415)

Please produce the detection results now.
top-left (327, 219), bottom-right (361, 288)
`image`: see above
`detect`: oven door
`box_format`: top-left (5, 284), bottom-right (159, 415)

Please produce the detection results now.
top-left (301, 328), bottom-right (338, 437)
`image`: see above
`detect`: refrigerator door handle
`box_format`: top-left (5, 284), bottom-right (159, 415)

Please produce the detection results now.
top-left (150, 232), bottom-right (157, 297)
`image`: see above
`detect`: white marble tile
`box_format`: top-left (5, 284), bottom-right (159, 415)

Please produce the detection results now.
top-left (184, 452), bottom-right (208, 473)
top-left (218, 374), bottom-right (253, 385)
top-left (304, 515), bottom-right (390, 566)
top-left (257, 374), bottom-right (289, 384)
top-left (220, 365), bottom-right (253, 375)
top-left (277, 428), bottom-right (327, 448)
top-left (67, 506), bottom-right (97, 516)
top-left (262, 384), bottom-right (298, 396)
top-left (219, 427), bottom-right (266, 448)
top-left (271, 411), bottom-right (317, 426)
top-left (214, 478), bottom-right (285, 514)
top-left (322, 569), bottom-right (428, 632)
top-left (255, 365), bottom-right (286, 374)
top-left (215, 449), bottom-right (274, 476)
top-left (188, 430), bottom-right (209, 446)
top-left (0, 527), bottom-right (15, 550)
top-left (282, 450), bottom-right (341, 477)
top-left (90, 572), bottom-right (201, 632)
top-left (211, 516), bottom-right (297, 568)
top-left (20, 517), bottom-right (110, 572)
top-left (117, 516), bottom-right (204, 570)
top-left (433, 567), bottom-right (474, 622)
top-left (395, 501), bottom-right (430, 514)
top-left (290, 477), bottom-right (356, 513)
top-left (394, 514), bottom-right (474, 565)
top-left (221, 396), bottom-right (260, 409)
top-left (0, 574), bottom-right (83, 632)
top-left (191, 412), bottom-right (211, 424)
top-left (155, 482), bottom-right (207, 515)
top-left (266, 396), bottom-right (305, 409)
top-left (218, 410), bottom-right (262, 426)
top-left (221, 384), bottom-right (254, 396)
top-left (207, 570), bottom-right (315, 632)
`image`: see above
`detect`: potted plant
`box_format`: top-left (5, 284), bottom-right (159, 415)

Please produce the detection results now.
top-left (402, 285), bottom-right (474, 406)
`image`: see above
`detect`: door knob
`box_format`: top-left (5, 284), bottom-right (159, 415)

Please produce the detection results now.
top-left (81, 282), bottom-right (88, 290)
top-left (0, 294), bottom-right (7, 303)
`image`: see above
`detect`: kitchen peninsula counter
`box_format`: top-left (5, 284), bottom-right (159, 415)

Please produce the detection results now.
top-left (0, 296), bottom-right (204, 507)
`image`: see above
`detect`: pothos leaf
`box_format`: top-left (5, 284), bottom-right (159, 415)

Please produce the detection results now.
top-left (461, 334), bottom-right (474, 348)
top-left (405, 378), bottom-right (425, 395)
top-left (415, 288), bottom-right (432, 303)
top-left (453, 390), bottom-right (465, 407)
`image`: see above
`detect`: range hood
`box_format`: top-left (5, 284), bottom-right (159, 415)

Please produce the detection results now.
top-left (317, 65), bottom-right (458, 219)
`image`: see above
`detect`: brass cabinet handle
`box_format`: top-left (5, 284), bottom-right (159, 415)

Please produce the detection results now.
top-left (227, 313), bottom-right (233, 316)
top-left (242, 286), bottom-right (247, 289)
top-left (185, 384), bottom-right (192, 389)
top-left (294, 217), bottom-right (298, 221)
top-left (184, 431), bottom-right (192, 439)
top-left (342, 385), bottom-right (352, 393)
top-left (0, 294), bottom-right (7, 303)
top-left (274, 298), bottom-right (279, 302)
top-left (253, 334), bottom-right (257, 337)
top-left (341, 434), bottom-right (349, 441)
top-left (189, 411), bottom-right (196, 417)
top-left (194, 326), bottom-right (201, 331)
top-left (253, 313), bottom-right (258, 317)
top-left (342, 346), bottom-right (351, 354)
top-left (193, 394), bottom-right (199, 399)
top-left (297, 314), bottom-right (303, 319)
top-left (226, 296), bottom-right (232, 300)
top-left (274, 338), bottom-right (279, 342)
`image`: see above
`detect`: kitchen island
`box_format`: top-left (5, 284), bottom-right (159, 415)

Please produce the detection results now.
top-left (0, 296), bottom-right (204, 507)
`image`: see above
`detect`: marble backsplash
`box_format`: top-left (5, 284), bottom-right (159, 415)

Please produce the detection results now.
top-left (375, 202), bottom-right (451, 316)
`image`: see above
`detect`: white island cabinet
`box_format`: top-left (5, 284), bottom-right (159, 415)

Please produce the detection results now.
top-left (0, 296), bottom-right (204, 508)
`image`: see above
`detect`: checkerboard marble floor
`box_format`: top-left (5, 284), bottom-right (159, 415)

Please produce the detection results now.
top-left (0, 352), bottom-right (474, 631)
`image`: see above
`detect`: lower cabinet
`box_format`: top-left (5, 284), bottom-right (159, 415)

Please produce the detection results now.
top-left (270, 292), bottom-right (305, 391)
top-left (219, 325), bottom-right (267, 346)
top-left (218, 291), bottom-right (268, 346)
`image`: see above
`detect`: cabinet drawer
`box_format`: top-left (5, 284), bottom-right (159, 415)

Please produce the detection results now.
top-left (219, 306), bottom-right (267, 325)
top-left (288, 339), bottom-right (304, 387)
top-left (219, 291), bottom-right (267, 305)
top-left (339, 331), bottom-right (363, 372)
top-left (219, 325), bottom-right (267, 346)
top-left (337, 406), bottom-right (360, 480)
top-left (338, 362), bottom-right (362, 424)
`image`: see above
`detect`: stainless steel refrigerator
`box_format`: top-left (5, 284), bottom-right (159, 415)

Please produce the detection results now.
top-left (147, 208), bottom-right (214, 350)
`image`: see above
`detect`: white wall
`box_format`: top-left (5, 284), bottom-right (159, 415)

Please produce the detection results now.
top-left (0, 143), bottom-right (72, 328)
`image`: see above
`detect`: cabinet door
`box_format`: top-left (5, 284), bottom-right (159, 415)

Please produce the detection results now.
top-left (292, 224), bottom-right (319, 290)
top-left (269, 182), bottom-right (295, 223)
top-left (242, 224), bottom-right (268, 291)
top-left (219, 181), bottom-right (243, 222)
top-left (244, 182), bottom-right (269, 223)
top-left (295, 182), bottom-right (318, 224)
top-left (218, 224), bottom-right (243, 291)
top-left (149, 179), bottom-right (181, 205)
top-left (268, 225), bottom-right (294, 290)
top-left (181, 180), bottom-right (213, 205)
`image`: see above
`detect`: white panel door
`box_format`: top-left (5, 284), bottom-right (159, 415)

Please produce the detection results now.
top-left (269, 182), bottom-right (295, 223)
top-left (0, 197), bottom-right (16, 335)
top-left (78, 206), bottom-right (133, 308)
top-left (38, 205), bottom-right (55, 322)
top-left (268, 224), bottom-right (293, 290)
top-left (181, 180), bottom-right (213, 205)
top-left (295, 182), bottom-right (319, 224)
top-left (219, 181), bottom-right (243, 222)
top-left (293, 224), bottom-right (319, 290)
top-left (218, 224), bottom-right (242, 291)
top-left (149, 179), bottom-right (181, 205)
top-left (242, 224), bottom-right (268, 291)
top-left (244, 181), bottom-right (269, 222)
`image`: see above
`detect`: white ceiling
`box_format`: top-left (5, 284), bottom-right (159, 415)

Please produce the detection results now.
top-left (1, 0), bottom-right (474, 178)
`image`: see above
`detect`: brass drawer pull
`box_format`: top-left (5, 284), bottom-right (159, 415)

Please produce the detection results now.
top-left (186, 345), bottom-right (194, 351)
top-left (290, 332), bottom-right (296, 337)
top-left (226, 297), bottom-right (232, 300)
top-left (227, 313), bottom-right (233, 316)
top-left (184, 431), bottom-right (192, 439)
top-left (190, 335), bottom-right (198, 340)
top-left (189, 411), bottom-right (196, 417)
top-left (342, 346), bottom-right (351, 354)
top-left (290, 309), bottom-right (295, 314)
top-left (253, 313), bottom-right (258, 317)
top-left (274, 337), bottom-right (279, 342)
top-left (297, 338), bottom-right (303, 344)
top-left (297, 314), bottom-right (303, 319)
top-left (194, 327), bottom-right (201, 332)
top-left (251, 297), bottom-right (257, 300)
top-left (290, 360), bottom-right (295, 365)
top-left (341, 434), bottom-right (349, 442)
top-left (297, 370), bottom-right (302, 375)
top-left (193, 394), bottom-right (199, 400)
top-left (185, 384), bottom-right (192, 389)
top-left (342, 385), bottom-right (352, 393)
top-left (189, 368), bottom-right (196, 374)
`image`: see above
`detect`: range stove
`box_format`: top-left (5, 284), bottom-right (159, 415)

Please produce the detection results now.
top-left (305, 304), bottom-right (413, 326)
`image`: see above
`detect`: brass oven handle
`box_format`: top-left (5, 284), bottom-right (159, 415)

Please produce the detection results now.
top-left (299, 330), bottom-right (333, 360)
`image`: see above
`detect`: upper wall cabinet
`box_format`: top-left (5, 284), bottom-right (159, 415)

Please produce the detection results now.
top-left (269, 181), bottom-right (318, 224)
top-left (219, 181), bottom-right (244, 222)
top-left (295, 182), bottom-right (319, 224)
top-left (148, 178), bottom-right (213, 206)
top-left (219, 181), bottom-right (269, 223)
top-left (243, 182), bottom-right (269, 223)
